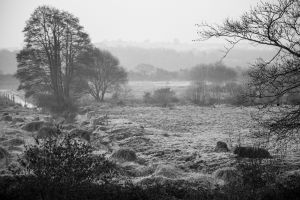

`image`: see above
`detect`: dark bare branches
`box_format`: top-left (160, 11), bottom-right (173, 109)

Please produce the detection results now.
top-left (196, 0), bottom-right (300, 58)
top-left (77, 47), bottom-right (128, 102)
top-left (197, 0), bottom-right (300, 147)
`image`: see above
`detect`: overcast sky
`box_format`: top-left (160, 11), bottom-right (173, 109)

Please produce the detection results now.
top-left (0, 0), bottom-right (275, 49)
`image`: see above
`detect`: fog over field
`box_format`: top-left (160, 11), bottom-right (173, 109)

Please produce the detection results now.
top-left (0, 40), bottom-right (276, 75)
top-left (1, 0), bottom-right (300, 200)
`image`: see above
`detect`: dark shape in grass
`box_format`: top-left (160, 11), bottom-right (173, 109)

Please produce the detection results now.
top-left (111, 148), bottom-right (137, 162)
top-left (214, 141), bottom-right (229, 152)
top-left (233, 146), bottom-right (271, 159)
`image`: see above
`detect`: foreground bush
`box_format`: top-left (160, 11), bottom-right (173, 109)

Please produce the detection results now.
top-left (14, 133), bottom-right (118, 199)
top-left (216, 159), bottom-right (300, 200)
top-left (233, 146), bottom-right (271, 159)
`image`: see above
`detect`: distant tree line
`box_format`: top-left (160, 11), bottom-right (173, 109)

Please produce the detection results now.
top-left (128, 62), bottom-right (241, 83)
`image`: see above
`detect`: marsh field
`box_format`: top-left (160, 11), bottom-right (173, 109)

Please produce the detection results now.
top-left (1, 87), bottom-right (300, 177)
top-left (1, 0), bottom-right (300, 199)
top-left (1, 80), bottom-right (300, 199)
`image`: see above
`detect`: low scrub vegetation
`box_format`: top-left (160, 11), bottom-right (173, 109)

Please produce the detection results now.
top-left (184, 81), bottom-right (250, 106)
top-left (143, 88), bottom-right (178, 107)
top-left (1, 154), bottom-right (300, 200)
top-left (0, 131), bottom-right (298, 200)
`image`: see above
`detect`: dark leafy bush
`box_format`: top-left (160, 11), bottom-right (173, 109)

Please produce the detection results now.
top-left (233, 146), bottom-right (271, 159)
top-left (217, 159), bottom-right (279, 200)
top-left (19, 133), bottom-right (118, 189)
top-left (146, 88), bottom-right (178, 107)
top-left (216, 159), bottom-right (300, 200)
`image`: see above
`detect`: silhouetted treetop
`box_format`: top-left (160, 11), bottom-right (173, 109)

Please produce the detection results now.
top-left (16, 6), bottom-right (91, 112)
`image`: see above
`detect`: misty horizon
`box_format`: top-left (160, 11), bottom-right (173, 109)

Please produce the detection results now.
top-left (0, 0), bottom-right (276, 49)
top-left (0, 0), bottom-right (277, 75)
top-left (0, 39), bottom-right (276, 75)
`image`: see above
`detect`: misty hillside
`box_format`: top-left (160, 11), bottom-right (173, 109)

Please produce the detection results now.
top-left (96, 41), bottom-right (276, 70)
top-left (0, 42), bottom-right (275, 74)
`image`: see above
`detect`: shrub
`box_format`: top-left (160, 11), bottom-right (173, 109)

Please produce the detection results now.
top-left (223, 82), bottom-right (251, 106)
top-left (214, 141), bottom-right (229, 152)
top-left (111, 85), bottom-right (133, 105)
top-left (233, 146), bottom-right (271, 159)
top-left (185, 82), bottom-right (217, 106)
top-left (226, 91), bottom-right (250, 106)
top-left (18, 132), bottom-right (118, 196)
top-left (151, 88), bottom-right (178, 107)
top-left (216, 159), bottom-right (280, 200)
top-left (111, 148), bottom-right (137, 162)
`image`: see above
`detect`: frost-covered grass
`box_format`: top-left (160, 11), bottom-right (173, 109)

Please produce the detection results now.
top-left (1, 103), bottom-right (299, 175)
top-left (89, 104), bottom-right (262, 173)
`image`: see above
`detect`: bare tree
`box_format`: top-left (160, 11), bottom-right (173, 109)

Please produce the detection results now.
top-left (78, 47), bottom-right (128, 101)
top-left (196, 0), bottom-right (300, 147)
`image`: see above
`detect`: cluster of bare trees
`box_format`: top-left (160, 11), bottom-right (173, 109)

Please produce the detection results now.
top-left (77, 47), bottom-right (127, 102)
top-left (197, 0), bottom-right (300, 146)
top-left (16, 6), bottom-right (127, 112)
